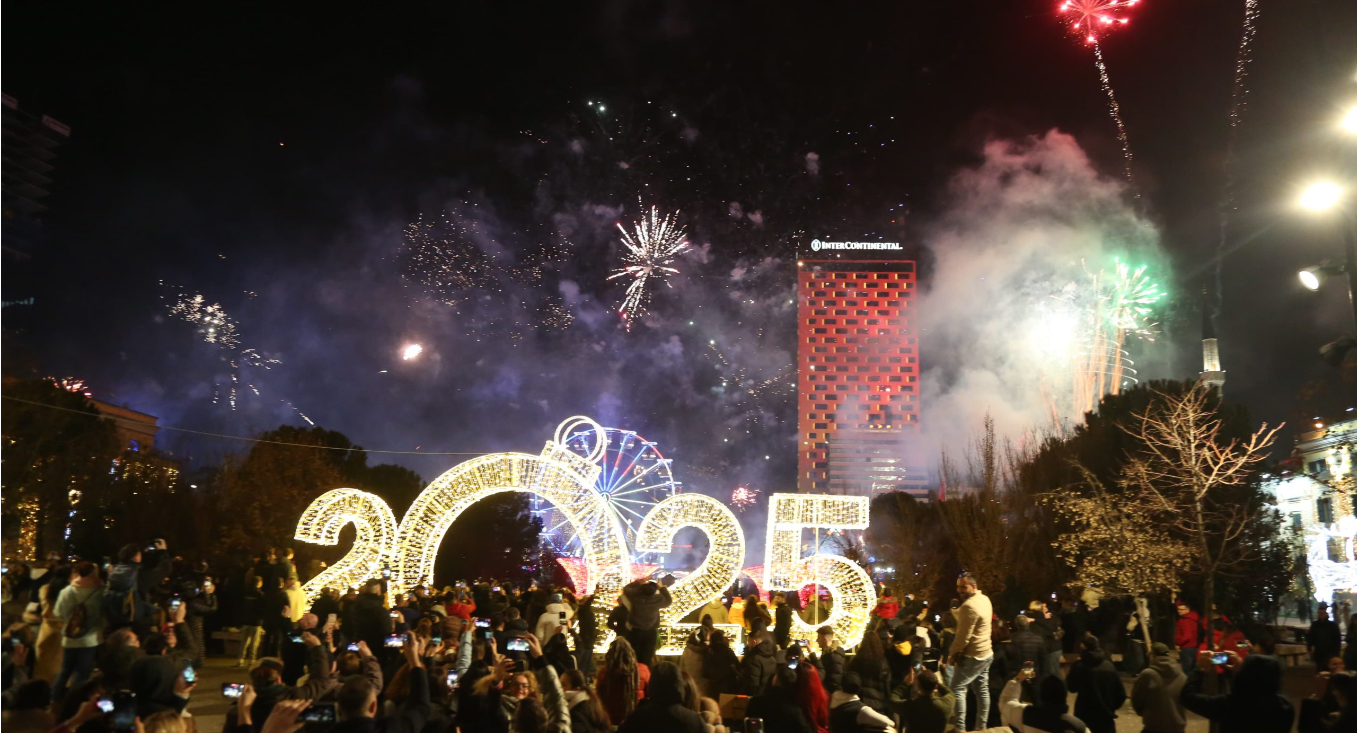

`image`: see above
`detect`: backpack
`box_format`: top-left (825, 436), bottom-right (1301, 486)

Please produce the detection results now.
top-left (65, 590), bottom-right (94, 638)
top-left (104, 565), bottom-right (144, 628)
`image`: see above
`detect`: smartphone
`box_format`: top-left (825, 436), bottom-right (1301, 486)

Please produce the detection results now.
top-left (385, 634), bottom-right (405, 648)
top-left (1211, 652), bottom-right (1229, 665)
top-left (327, 613), bottom-right (337, 626)
top-left (111, 691), bottom-right (137, 732)
top-left (169, 597), bottom-right (182, 612)
top-left (97, 697), bottom-right (115, 713)
top-left (432, 636), bottom-right (443, 646)
top-left (797, 639), bottom-right (810, 649)
top-left (381, 566), bottom-right (391, 578)
top-left (347, 643), bottom-right (360, 652)
top-left (298, 703), bottom-right (338, 723)
top-left (483, 630), bottom-right (494, 640)
top-left (222, 683), bottom-right (244, 698)
top-left (744, 717), bottom-right (765, 733)
top-left (787, 658), bottom-right (799, 670)
top-left (289, 633), bottom-right (303, 644)
top-left (389, 610), bottom-right (400, 619)
top-left (446, 670), bottom-right (460, 689)
top-left (913, 661), bottom-right (924, 672)
top-left (474, 618), bottom-right (491, 628)
top-left (182, 665), bottom-right (196, 684)
top-left (1022, 660), bottom-right (1035, 676)
top-left (507, 637), bottom-right (530, 652)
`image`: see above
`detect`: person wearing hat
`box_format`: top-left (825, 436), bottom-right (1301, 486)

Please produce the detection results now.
top-left (1131, 642), bottom-right (1187, 733)
top-left (536, 591), bottom-right (574, 642)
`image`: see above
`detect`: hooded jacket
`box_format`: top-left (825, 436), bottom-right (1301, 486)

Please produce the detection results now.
top-left (1181, 654), bottom-right (1295, 733)
top-left (697, 599), bottom-right (729, 625)
top-left (622, 582), bottom-right (673, 631)
top-left (617, 662), bottom-right (705, 733)
top-left (1066, 648), bottom-right (1125, 730)
top-left (1174, 611), bottom-right (1201, 649)
top-left (739, 638), bottom-right (779, 696)
top-left (1131, 651), bottom-right (1186, 733)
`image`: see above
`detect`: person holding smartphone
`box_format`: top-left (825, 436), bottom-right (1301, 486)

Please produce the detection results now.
top-left (333, 634), bottom-right (432, 731)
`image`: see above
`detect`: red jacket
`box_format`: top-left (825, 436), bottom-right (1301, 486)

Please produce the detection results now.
top-left (1175, 611), bottom-right (1201, 649)
top-left (447, 601), bottom-right (476, 621)
top-left (873, 596), bottom-right (900, 621)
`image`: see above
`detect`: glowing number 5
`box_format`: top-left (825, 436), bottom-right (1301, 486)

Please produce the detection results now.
top-left (764, 493), bottom-right (877, 649)
top-left (634, 493), bottom-right (747, 654)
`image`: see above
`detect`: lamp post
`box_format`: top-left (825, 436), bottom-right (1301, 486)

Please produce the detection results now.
top-left (1297, 182), bottom-right (1357, 331)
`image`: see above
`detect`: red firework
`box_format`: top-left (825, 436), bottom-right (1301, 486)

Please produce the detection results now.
top-left (1058, 0), bottom-right (1139, 44)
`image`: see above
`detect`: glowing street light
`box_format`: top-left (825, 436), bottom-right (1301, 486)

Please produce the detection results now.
top-left (1300, 182), bottom-right (1345, 212)
top-left (1342, 105), bottom-right (1357, 136)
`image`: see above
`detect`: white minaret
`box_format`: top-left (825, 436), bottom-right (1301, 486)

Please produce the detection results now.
top-left (1201, 309), bottom-right (1225, 394)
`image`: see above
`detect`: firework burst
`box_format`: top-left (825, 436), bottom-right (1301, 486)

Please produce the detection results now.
top-left (401, 208), bottom-right (575, 339)
top-left (609, 205), bottom-right (690, 328)
top-left (162, 284), bottom-right (305, 420)
top-left (1057, 0), bottom-right (1137, 44)
top-left (1057, 1), bottom-right (1141, 191)
top-left (730, 485), bottom-right (760, 511)
top-left (1037, 258), bottom-right (1163, 425)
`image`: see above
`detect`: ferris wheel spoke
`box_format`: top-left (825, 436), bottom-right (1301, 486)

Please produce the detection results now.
top-left (608, 466), bottom-right (669, 495)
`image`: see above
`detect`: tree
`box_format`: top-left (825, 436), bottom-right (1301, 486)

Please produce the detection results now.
top-left (1, 379), bottom-right (119, 558)
top-left (1117, 382), bottom-right (1280, 648)
top-left (1044, 465), bottom-right (1189, 652)
top-left (865, 492), bottom-right (949, 601)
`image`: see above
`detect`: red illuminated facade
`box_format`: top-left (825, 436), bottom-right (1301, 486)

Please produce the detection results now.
top-left (797, 258), bottom-right (926, 497)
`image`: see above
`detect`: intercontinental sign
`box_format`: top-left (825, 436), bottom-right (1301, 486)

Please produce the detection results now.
top-left (809, 239), bottom-right (903, 252)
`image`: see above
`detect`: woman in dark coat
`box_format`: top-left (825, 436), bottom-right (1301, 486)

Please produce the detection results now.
top-left (617, 662), bottom-right (705, 733)
top-left (845, 632), bottom-right (892, 714)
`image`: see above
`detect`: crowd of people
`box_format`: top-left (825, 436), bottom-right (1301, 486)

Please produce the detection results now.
top-left (5, 542), bottom-right (1357, 733)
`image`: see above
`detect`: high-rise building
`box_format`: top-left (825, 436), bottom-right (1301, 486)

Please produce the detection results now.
top-left (797, 244), bottom-right (926, 497)
top-left (2, 93), bottom-right (71, 262)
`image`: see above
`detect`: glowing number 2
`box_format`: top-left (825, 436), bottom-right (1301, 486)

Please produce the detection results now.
top-left (293, 489), bottom-right (400, 605)
top-left (633, 493), bottom-right (747, 654)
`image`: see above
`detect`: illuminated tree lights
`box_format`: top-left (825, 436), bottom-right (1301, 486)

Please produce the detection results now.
top-left (292, 417), bottom-right (877, 651)
top-left (1307, 517), bottom-right (1357, 605)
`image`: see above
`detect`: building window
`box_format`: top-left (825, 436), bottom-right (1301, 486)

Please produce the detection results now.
top-left (1309, 459), bottom-right (1328, 475)
top-left (1318, 497), bottom-right (1334, 524)
top-left (1292, 512), bottom-right (1303, 529)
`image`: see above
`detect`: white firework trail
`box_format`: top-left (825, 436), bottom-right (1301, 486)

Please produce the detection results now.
top-left (608, 205), bottom-right (690, 328)
top-left (1092, 40), bottom-right (1135, 194)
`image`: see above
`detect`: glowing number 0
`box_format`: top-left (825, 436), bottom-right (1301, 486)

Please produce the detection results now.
top-left (633, 493), bottom-right (747, 654)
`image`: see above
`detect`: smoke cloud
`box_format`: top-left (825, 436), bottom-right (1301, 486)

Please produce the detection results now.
top-left (916, 130), bottom-right (1170, 462)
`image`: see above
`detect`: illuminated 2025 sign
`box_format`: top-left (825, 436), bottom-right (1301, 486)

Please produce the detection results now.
top-left (294, 416), bottom-right (877, 650)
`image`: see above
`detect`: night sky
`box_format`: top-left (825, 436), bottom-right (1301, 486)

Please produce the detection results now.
top-left (4, 1), bottom-right (1356, 502)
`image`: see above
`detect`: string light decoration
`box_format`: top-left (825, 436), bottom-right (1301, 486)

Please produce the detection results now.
top-left (634, 493), bottom-right (746, 627)
top-left (293, 489), bottom-right (400, 605)
top-left (1306, 516), bottom-right (1357, 604)
top-left (390, 416), bottom-right (631, 650)
top-left (556, 557), bottom-right (592, 595)
top-left (763, 493), bottom-right (877, 648)
top-left (658, 624), bottom-right (746, 656)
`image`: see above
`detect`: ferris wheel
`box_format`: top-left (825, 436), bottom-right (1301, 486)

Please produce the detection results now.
top-left (535, 426), bottom-right (681, 562)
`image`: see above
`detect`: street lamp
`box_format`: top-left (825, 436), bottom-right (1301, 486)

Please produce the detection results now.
top-left (1300, 181), bottom-right (1345, 212)
top-left (1298, 261), bottom-right (1345, 291)
top-left (1343, 105), bottom-right (1357, 136)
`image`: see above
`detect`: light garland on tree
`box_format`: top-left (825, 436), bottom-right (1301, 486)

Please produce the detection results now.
top-left (764, 493), bottom-right (876, 648)
top-left (293, 488), bottom-right (399, 605)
